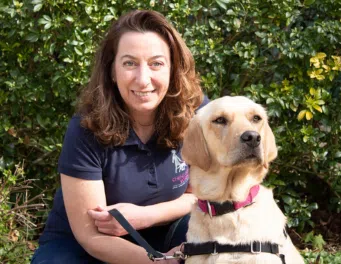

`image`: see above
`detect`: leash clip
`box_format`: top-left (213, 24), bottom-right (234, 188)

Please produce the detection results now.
top-left (150, 251), bottom-right (187, 261)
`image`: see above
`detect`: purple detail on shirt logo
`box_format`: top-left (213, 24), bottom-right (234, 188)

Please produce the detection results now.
top-left (172, 169), bottom-right (189, 189)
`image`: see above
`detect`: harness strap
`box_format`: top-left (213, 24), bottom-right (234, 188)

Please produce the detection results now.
top-left (183, 241), bottom-right (286, 264)
top-left (108, 209), bottom-right (164, 260)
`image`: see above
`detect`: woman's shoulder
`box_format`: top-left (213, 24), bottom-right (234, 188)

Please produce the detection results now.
top-left (66, 114), bottom-right (83, 131)
top-left (66, 115), bottom-right (93, 137)
top-left (63, 115), bottom-right (104, 150)
top-left (197, 94), bottom-right (210, 111)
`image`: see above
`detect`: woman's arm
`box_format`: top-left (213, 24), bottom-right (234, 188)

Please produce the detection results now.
top-left (61, 173), bottom-right (179, 264)
top-left (88, 190), bottom-right (197, 236)
top-left (144, 191), bottom-right (196, 226)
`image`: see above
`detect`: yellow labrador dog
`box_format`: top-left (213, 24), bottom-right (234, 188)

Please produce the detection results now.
top-left (181, 96), bottom-right (304, 264)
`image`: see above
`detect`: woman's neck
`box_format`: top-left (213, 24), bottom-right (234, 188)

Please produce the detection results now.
top-left (133, 124), bottom-right (155, 144)
top-left (131, 112), bottom-right (156, 144)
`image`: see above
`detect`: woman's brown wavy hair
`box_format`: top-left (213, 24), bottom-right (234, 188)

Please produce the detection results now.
top-left (77, 10), bottom-right (203, 148)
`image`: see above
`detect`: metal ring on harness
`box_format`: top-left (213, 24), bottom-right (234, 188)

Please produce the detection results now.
top-left (211, 242), bottom-right (218, 256)
top-left (251, 241), bottom-right (262, 254)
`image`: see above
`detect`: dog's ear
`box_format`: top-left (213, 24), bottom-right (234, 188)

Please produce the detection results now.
top-left (182, 117), bottom-right (212, 171)
top-left (263, 121), bottom-right (278, 168)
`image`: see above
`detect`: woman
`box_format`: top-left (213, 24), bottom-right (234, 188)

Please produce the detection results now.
top-left (32, 10), bottom-right (208, 264)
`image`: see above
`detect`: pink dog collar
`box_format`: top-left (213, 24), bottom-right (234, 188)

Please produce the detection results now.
top-left (198, 185), bottom-right (260, 217)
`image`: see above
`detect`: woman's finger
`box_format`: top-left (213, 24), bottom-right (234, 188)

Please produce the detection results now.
top-left (88, 209), bottom-right (112, 221)
top-left (94, 219), bottom-right (118, 228)
top-left (98, 227), bottom-right (127, 236)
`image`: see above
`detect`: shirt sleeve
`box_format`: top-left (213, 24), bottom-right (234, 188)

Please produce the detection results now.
top-left (58, 116), bottom-right (104, 180)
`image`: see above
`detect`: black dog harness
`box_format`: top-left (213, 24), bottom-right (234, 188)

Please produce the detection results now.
top-left (182, 241), bottom-right (286, 264)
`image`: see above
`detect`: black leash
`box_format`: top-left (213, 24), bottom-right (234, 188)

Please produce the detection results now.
top-left (108, 209), bottom-right (184, 261)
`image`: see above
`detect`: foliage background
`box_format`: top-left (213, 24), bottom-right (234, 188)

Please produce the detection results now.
top-left (1, 0), bottom-right (341, 263)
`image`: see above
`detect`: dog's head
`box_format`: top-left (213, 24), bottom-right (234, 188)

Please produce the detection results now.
top-left (182, 96), bottom-right (277, 176)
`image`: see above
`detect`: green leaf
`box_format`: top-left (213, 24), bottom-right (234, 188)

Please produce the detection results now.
top-left (44, 22), bottom-right (52, 30)
top-left (312, 234), bottom-right (326, 250)
top-left (33, 4), bottom-right (43, 12)
top-left (74, 47), bottom-right (82, 56)
top-left (233, 18), bottom-right (241, 29)
top-left (65, 16), bottom-right (74, 22)
top-left (304, 0), bottom-right (316, 6)
top-left (43, 15), bottom-right (51, 21)
top-left (36, 114), bottom-right (45, 128)
top-left (104, 15), bottom-right (114, 22)
top-left (26, 33), bottom-right (38, 42)
top-left (255, 32), bottom-right (267, 38)
top-left (304, 231), bottom-right (315, 243)
top-left (226, 9), bottom-right (235, 15)
top-left (63, 57), bottom-right (73, 63)
top-left (216, 0), bottom-right (227, 10)
top-left (209, 19), bottom-right (215, 29)
top-left (282, 195), bottom-right (293, 205)
top-left (266, 98), bottom-right (274, 104)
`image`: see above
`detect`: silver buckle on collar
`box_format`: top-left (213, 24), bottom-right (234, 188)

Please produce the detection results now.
top-left (211, 242), bottom-right (218, 256)
top-left (251, 241), bottom-right (262, 254)
top-left (206, 201), bottom-right (213, 218)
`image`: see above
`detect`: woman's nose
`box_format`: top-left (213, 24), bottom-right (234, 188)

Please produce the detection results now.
top-left (136, 64), bottom-right (151, 87)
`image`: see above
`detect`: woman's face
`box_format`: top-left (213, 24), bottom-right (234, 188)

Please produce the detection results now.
top-left (113, 31), bottom-right (171, 120)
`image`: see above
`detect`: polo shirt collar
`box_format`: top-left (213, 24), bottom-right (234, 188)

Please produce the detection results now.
top-left (123, 128), bottom-right (158, 147)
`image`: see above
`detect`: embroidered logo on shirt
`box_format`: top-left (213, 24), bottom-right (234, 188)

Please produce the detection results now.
top-left (171, 150), bottom-right (189, 189)
top-left (171, 150), bottom-right (187, 173)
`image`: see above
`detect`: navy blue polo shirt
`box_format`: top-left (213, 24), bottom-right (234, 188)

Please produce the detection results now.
top-left (39, 96), bottom-right (209, 243)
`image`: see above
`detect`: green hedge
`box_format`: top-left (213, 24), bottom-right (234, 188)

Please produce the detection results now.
top-left (1, 0), bottom-right (341, 263)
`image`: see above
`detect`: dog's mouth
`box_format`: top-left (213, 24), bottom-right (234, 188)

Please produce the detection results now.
top-left (237, 149), bottom-right (262, 165)
top-left (245, 154), bottom-right (258, 159)
top-left (230, 154), bottom-right (262, 167)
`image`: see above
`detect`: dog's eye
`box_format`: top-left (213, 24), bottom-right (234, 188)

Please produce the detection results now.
top-left (253, 115), bottom-right (262, 122)
top-left (213, 117), bottom-right (227, 125)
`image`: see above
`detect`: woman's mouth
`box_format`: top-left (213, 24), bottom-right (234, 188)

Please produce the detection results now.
top-left (133, 90), bottom-right (155, 97)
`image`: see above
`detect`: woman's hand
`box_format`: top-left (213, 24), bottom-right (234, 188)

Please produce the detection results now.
top-left (87, 203), bottom-right (150, 236)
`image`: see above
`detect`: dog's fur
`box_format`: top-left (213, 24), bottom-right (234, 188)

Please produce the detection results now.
top-left (182, 96), bottom-right (304, 264)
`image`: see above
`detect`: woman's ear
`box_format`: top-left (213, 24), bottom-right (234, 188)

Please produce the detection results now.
top-left (182, 117), bottom-right (211, 171)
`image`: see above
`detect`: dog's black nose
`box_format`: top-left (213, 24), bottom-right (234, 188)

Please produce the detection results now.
top-left (240, 131), bottom-right (261, 148)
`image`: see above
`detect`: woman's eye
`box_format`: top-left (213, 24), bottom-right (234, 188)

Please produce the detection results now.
top-left (212, 117), bottom-right (227, 125)
top-left (151, 61), bottom-right (163, 68)
top-left (253, 115), bottom-right (262, 122)
top-left (123, 61), bottom-right (136, 67)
